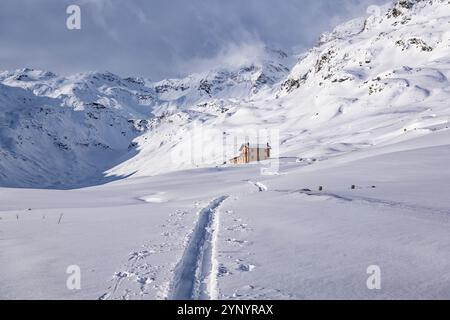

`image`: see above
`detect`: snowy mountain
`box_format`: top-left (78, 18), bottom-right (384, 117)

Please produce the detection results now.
top-left (1, 0), bottom-right (450, 188)
top-left (154, 47), bottom-right (292, 104)
top-left (0, 47), bottom-right (292, 187)
top-left (274, 0), bottom-right (450, 157)
top-left (3, 0), bottom-right (450, 301)
top-left (0, 71), bottom-right (154, 188)
top-left (111, 0), bottom-right (450, 179)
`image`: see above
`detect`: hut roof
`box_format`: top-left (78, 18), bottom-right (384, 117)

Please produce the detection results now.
top-left (239, 143), bottom-right (271, 151)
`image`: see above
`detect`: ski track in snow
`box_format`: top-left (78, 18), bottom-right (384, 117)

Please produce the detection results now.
top-left (169, 196), bottom-right (228, 300)
top-left (284, 189), bottom-right (450, 222)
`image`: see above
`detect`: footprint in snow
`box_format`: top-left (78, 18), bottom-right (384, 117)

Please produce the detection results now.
top-left (226, 238), bottom-right (248, 246)
top-left (230, 285), bottom-right (292, 300)
top-left (218, 265), bottom-right (231, 277)
top-left (237, 263), bottom-right (256, 272)
top-left (136, 276), bottom-right (155, 292)
top-left (227, 224), bottom-right (250, 232)
top-left (128, 250), bottom-right (152, 262)
top-left (114, 271), bottom-right (134, 279)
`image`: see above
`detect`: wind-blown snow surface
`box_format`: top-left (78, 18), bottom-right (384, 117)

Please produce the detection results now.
top-left (1, 130), bottom-right (450, 299)
top-left (1, 0), bottom-right (450, 299)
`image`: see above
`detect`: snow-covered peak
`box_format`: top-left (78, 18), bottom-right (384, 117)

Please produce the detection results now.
top-left (0, 68), bottom-right (57, 83)
top-left (152, 47), bottom-right (292, 106)
top-left (281, 0), bottom-right (449, 93)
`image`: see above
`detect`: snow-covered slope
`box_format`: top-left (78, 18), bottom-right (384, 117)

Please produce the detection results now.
top-left (2, 130), bottom-right (450, 299)
top-left (111, 0), bottom-right (450, 178)
top-left (0, 47), bottom-right (292, 187)
top-left (274, 0), bottom-right (450, 157)
top-left (2, 0), bottom-right (450, 301)
top-left (0, 77), bottom-right (147, 188)
top-left (1, 0), bottom-right (450, 188)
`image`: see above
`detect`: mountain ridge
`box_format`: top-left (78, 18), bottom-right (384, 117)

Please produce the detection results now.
top-left (1, 0), bottom-right (449, 188)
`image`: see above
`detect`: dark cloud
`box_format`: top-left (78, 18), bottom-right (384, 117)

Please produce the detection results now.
top-left (0, 0), bottom-right (389, 79)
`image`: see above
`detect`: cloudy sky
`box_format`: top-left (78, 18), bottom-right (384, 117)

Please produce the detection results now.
top-left (0, 0), bottom-right (388, 80)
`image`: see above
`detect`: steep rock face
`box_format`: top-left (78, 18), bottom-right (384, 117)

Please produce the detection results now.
top-left (1, 0), bottom-right (450, 187)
